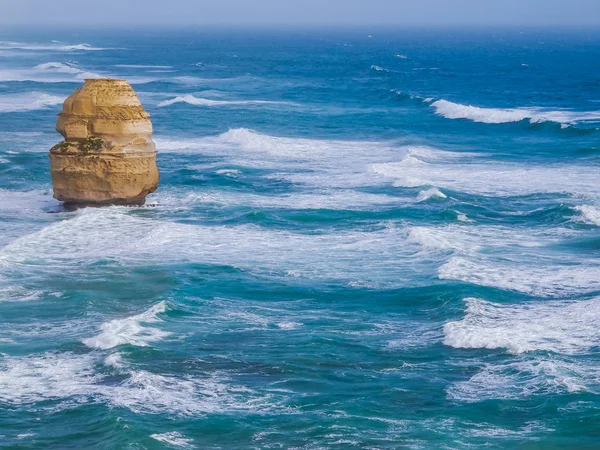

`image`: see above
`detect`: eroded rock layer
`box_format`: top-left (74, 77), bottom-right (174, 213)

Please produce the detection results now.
top-left (49, 79), bottom-right (159, 206)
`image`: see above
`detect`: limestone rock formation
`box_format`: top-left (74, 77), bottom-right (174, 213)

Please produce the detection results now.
top-left (49, 78), bottom-right (159, 206)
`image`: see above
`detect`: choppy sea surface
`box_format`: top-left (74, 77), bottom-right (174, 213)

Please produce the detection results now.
top-left (1, 28), bottom-right (600, 449)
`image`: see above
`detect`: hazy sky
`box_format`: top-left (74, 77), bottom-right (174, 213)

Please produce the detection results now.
top-left (1, 0), bottom-right (599, 27)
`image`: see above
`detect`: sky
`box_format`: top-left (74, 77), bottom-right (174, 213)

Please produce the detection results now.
top-left (1, 0), bottom-right (599, 27)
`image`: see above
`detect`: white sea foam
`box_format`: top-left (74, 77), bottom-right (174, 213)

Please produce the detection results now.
top-left (0, 62), bottom-right (104, 83)
top-left (82, 301), bottom-right (170, 349)
top-left (431, 99), bottom-right (600, 125)
top-left (0, 352), bottom-right (100, 404)
top-left (157, 130), bottom-right (456, 196)
top-left (33, 62), bottom-right (81, 74)
top-left (114, 64), bottom-right (173, 69)
top-left (151, 432), bottom-right (194, 448)
top-left (408, 227), bottom-right (477, 252)
top-left (0, 41), bottom-right (109, 51)
top-left (3, 61), bottom-right (156, 84)
top-left (33, 61), bottom-right (103, 79)
top-left (0, 208), bottom-right (423, 288)
top-left (407, 224), bottom-right (572, 254)
top-left (406, 224), bottom-right (595, 296)
top-left (0, 209), bottom-right (150, 264)
top-left (416, 187), bottom-right (447, 202)
top-left (104, 353), bottom-right (124, 368)
top-left (0, 189), bottom-right (58, 213)
top-left (371, 65), bottom-right (393, 73)
top-left (276, 321), bottom-right (302, 330)
top-left (448, 357), bottom-right (599, 402)
top-left (215, 169), bottom-right (241, 176)
top-left (0, 352), bottom-right (274, 415)
top-left (371, 146), bottom-right (600, 197)
top-left (172, 75), bottom-right (256, 86)
top-left (0, 92), bottom-right (65, 113)
top-left (456, 212), bottom-right (471, 223)
top-left (157, 95), bottom-right (290, 108)
top-left (158, 188), bottom-right (402, 211)
top-left (444, 297), bottom-right (600, 354)
top-left (59, 44), bottom-right (108, 51)
top-left (439, 256), bottom-right (600, 297)
top-left (103, 369), bottom-right (272, 415)
top-left (159, 133), bottom-right (470, 204)
top-left (15, 433), bottom-right (35, 439)
top-left (0, 285), bottom-right (45, 303)
top-left (464, 421), bottom-right (553, 439)
top-left (574, 205), bottom-right (600, 226)
top-left (156, 128), bottom-right (391, 163)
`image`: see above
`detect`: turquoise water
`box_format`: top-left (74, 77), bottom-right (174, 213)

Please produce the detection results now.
top-left (1, 28), bottom-right (600, 448)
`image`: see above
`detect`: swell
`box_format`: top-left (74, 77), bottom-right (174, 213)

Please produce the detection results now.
top-left (0, 41), bottom-right (110, 51)
top-left (388, 90), bottom-right (600, 132)
top-left (431, 99), bottom-right (600, 127)
top-left (0, 92), bottom-right (66, 113)
top-left (157, 94), bottom-right (292, 108)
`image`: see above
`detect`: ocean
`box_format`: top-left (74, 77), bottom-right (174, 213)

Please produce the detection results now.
top-left (0, 27), bottom-right (599, 448)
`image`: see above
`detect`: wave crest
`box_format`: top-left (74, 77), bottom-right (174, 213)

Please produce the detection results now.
top-left (0, 352), bottom-right (276, 415)
top-left (157, 94), bottom-right (289, 108)
top-left (574, 205), bottom-right (600, 226)
top-left (371, 65), bottom-right (394, 73)
top-left (444, 297), bottom-right (600, 354)
top-left (0, 41), bottom-right (108, 51)
top-left (431, 99), bottom-right (600, 126)
top-left (0, 92), bottom-right (65, 113)
top-left (416, 187), bottom-right (447, 202)
top-left (82, 301), bottom-right (170, 349)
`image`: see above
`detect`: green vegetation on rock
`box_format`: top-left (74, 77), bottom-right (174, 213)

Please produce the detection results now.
top-left (51, 138), bottom-right (105, 154)
top-left (79, 137), bottom-right (104, 153)
top-left (51, 141), bottom-right (72, 153)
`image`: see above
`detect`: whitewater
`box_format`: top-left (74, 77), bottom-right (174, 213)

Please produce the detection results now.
top-left (1, 28), bottom-right (600, 449)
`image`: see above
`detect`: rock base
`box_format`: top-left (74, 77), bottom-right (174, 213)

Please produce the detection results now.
top-left (49, 152), bottom-right (159, 206)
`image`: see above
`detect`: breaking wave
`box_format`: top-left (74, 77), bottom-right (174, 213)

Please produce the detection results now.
top-left (416, 187), bottom-right (447, 202)
top-left (0, 61), bottom-right (103, 83)
top-left (151, 432), bottom-right (194, 448)
top-left (406, 224), bottom-right (597, 297)
top-left (431, 99), bottom-right (600, 126)
top-left (0, 41), bottom-right (109, 51)
top-left (82, 301), bottom-right (170, 350)
top-left (447, 357), bottom-right (600, 402)
top-left (371, 65), bottom-right (395, 73)
top-left (114, 64), bottom-right (173, 69)
top-left (157, 95), bottom-right (291, 108)
top-left (0, 92), bottom-right (65, 113)
top-left (0, 352), bottom-right (276, 415)
top-left (371, 146), bottom-right (600, 197)
top-left (439, 256), bottom-right (600, 297)
top-left (0, 207), bottom-right (423, 288)
top-left (446, 295), bottom-right (600, 402)
top-left (155, 127), bottom-right (390, 161)
top-left (574, 205), bottom-right (600, 226)
top-left (444, 297), bottom-right (600, 354)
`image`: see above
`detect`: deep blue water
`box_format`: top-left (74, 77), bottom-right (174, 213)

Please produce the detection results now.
top-left (1, 28), bottom-right (600, 449)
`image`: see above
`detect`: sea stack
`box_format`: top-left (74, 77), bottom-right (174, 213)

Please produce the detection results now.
top-left (49, 78), bottom-right (159, 207)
